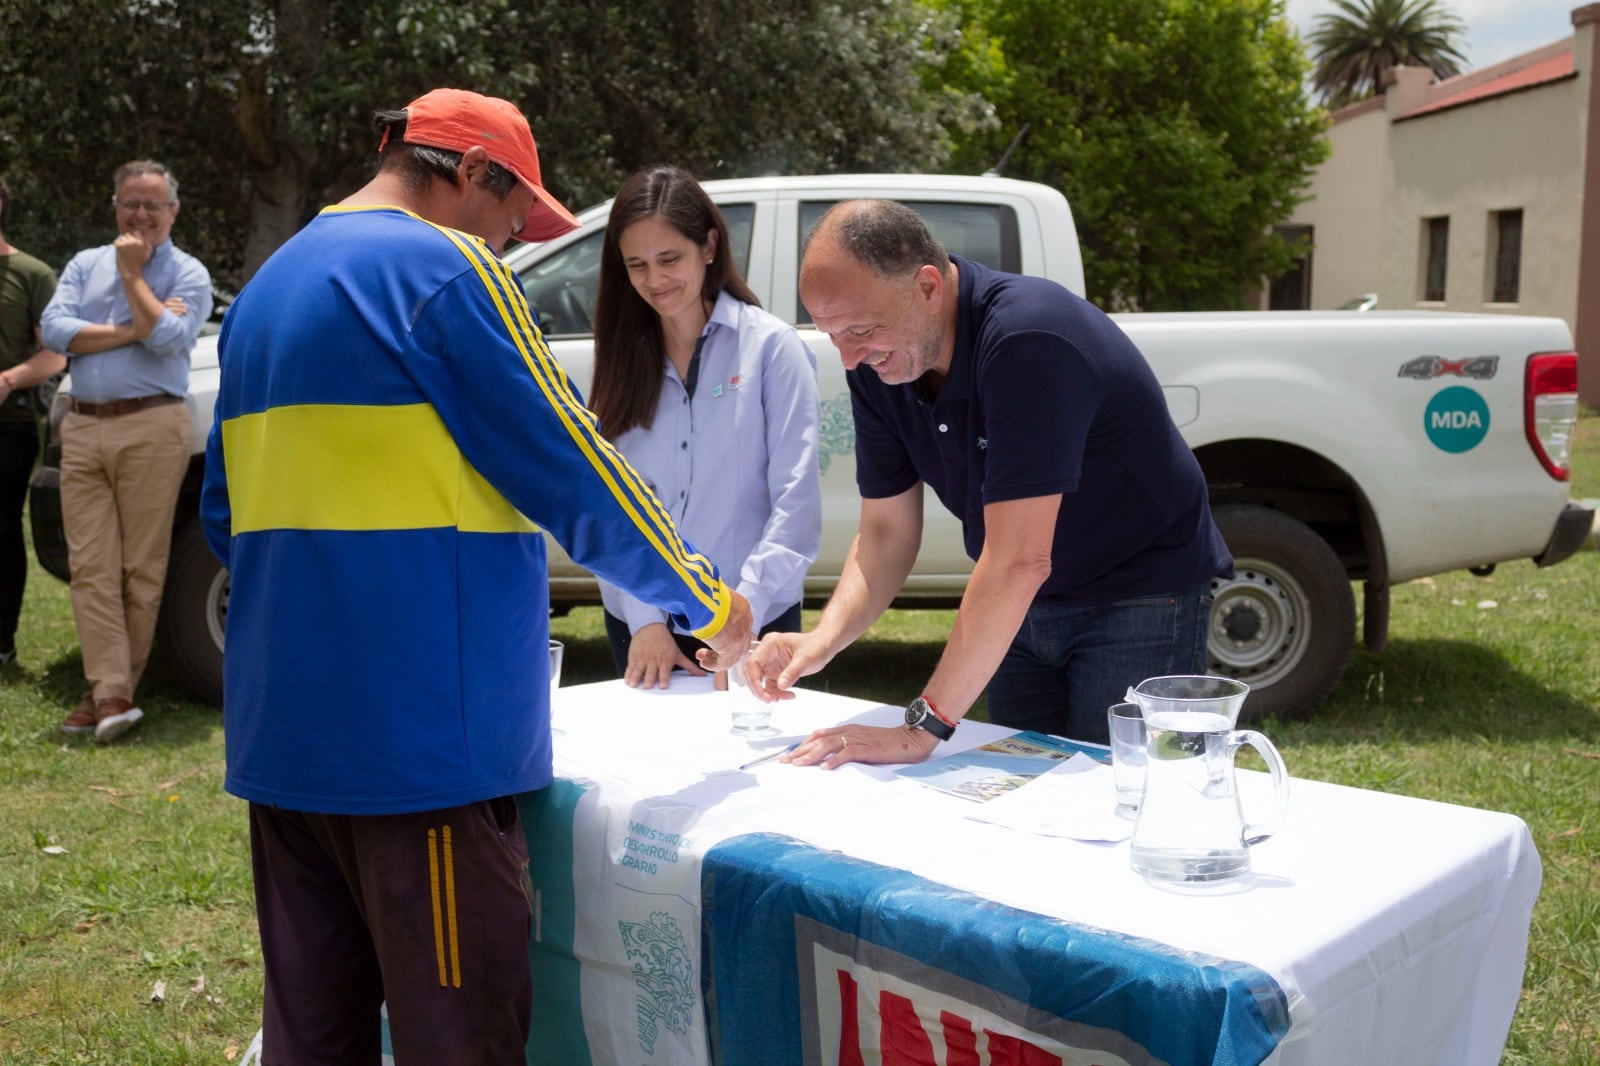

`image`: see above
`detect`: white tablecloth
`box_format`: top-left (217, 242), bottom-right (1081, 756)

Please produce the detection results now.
top-left (535, 678), bottom-right (1539, 1065)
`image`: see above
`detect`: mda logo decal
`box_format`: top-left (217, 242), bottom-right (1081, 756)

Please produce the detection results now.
top-left (1424, 387), bottom-right (1490, 452)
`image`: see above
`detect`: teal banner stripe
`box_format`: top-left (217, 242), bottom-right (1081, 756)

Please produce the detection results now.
top-left (520, 782), bottom-right (592, 1065)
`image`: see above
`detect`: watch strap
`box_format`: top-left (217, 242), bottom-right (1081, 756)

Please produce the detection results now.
top-left (907, 696), bottom-right (955, 740)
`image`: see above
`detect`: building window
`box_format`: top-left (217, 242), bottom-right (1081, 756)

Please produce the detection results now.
top-left (1492, 209), bottom-right (1522, 303)
top-left (1269, 226), bottom-right (1313, 310)
top-left (1423, 217), bottom-right (1449, 302)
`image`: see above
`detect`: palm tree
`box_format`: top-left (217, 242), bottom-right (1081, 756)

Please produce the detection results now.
top-left (1308, 0), bottom-right (1469, 109)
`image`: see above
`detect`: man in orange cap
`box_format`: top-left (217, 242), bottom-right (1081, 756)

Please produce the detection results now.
top-left (202, 89), bottom-right (753, 1063)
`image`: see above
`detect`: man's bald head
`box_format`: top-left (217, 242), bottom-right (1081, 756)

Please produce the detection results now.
top-left (802, 199), bottom-right (950, 284)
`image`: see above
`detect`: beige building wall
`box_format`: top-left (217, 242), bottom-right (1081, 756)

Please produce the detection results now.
top-left (1382, 77), bottom-right (1584, 323)
top-left (1293, 99), bottom-right (1388, 308)
top-left (1287, 4), bottom-right (1599, 399)
top-left (1572, 7), bottom-right (1600, 405)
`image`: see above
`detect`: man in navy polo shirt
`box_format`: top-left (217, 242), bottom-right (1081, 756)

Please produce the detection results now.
top-left (744, 199), bottom-right (1231, 758)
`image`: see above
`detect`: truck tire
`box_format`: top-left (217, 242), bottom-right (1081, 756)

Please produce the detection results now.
top-left (157, 517), bottom-right (226, 706)
top-left (1208, 504), bottom-right (1354, 722)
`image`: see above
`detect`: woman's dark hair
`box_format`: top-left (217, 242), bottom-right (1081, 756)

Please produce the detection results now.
top-left (372, 109), bottom-right (517, 200)
top-left (590, 166), bottom-right (759, 440)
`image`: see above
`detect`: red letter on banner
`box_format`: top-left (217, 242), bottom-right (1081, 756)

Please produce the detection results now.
top-left (985, 1029), bottom-right (1064, 1066)
top-left (941, 1011), bottom-right (980, 1066)
top-left (837, 971), bottom-right (864, 1066)
top-left (881, 990), bottom-right (938, 1064)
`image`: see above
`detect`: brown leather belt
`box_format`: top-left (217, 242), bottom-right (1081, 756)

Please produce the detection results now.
top-left (68, 394), bottom-right (184, 418)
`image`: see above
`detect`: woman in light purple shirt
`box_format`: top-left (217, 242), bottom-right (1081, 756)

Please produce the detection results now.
top-left (591, 166), bottom-right (821, 689)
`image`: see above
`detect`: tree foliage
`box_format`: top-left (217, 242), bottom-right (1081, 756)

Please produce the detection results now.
top-left (936, 0), bottom-right (1329, 310)
top-left (0, 0), bottom-right (981, 287)
top-left (1308, 0), bottom-right (1468, 109)
top-left (514, 1), bottom-right (990, 209)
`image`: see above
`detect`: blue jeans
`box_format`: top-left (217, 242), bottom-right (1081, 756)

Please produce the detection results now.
top-left (985, 582), bottom-right (1213, 745)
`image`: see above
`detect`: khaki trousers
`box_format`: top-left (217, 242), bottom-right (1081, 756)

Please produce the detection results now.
top-left (60, 402), bottom-right (191, 703)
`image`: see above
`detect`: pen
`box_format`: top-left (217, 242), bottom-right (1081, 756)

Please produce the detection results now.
top-left (739, 742), bottom-right (800, 771)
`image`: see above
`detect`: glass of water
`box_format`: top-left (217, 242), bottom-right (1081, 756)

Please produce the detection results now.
top-left (548, 640), bottom-right (564, 692)
top-left (1107, 701), bottom-right (1147, 815)
top-left (729, 641), bottom-right (775, 735)
top-left (547, 639), bottom-right (566, 736)
top-left (729, 680), bottom-right (776, 734)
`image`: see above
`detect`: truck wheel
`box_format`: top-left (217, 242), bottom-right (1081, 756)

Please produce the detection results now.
top-left (1208, 505), bottom-right (1354, 722)
top-left (157, 518), bottom-right (226, 706)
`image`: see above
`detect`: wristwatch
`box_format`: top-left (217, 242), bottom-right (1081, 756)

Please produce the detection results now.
top-left (904, 695), bottom-right (956, 741)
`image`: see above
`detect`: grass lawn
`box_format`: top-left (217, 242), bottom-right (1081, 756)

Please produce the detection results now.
top-left (1, 414), bottom-right (1597, 1063)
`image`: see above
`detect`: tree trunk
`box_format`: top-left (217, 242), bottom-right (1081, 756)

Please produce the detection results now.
top-left (239, 162), bottom-right (310, 282)
top-left (233, 58), bottom-right (311, 282)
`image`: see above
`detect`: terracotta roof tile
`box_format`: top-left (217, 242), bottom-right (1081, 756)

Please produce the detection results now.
top-left (1400, 50), bottom-right (1575, 119)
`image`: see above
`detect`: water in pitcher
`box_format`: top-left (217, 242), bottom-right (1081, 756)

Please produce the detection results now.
top-left (1128, 709), bottom-right (1252, 883)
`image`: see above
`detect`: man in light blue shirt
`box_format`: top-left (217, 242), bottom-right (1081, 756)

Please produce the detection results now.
top-left (40, 159), bottom-right (211, 742)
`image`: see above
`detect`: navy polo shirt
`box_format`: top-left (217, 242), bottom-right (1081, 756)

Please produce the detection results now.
top-left (848, 255), bottom-right (1231, 606)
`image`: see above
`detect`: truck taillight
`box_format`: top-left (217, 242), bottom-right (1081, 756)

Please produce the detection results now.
top-left (1524, 352), bottom-right (1578, 480)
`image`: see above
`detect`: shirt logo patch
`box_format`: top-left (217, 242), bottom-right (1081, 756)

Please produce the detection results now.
top-left (977, 437), bottom-right (988, 450)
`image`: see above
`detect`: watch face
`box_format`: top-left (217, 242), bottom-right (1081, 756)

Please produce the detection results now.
top-left (905, 697), bottom-right (952, 739)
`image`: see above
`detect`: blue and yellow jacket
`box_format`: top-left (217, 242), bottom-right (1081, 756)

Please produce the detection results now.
top-left (200, 206), bottom-right (733, 815)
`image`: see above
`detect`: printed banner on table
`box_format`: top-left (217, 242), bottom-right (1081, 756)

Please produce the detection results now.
top-left (701, 833), bottom-right (1291, 1066)
top-left (522, 788), bottom-right (1290, 1066)
top-left (522, 779), bottom-right (716, 1066)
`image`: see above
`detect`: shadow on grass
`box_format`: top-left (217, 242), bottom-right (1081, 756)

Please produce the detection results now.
top-left (548, 629), bottom-right (967, 714)
top-left (1276, 638), bottom-right (1600, 745)
top-left (29, 648), bottom-right (222, 753)
top-left (553, 633), bottom-right (618, 688)
top-left (551, 629), bottom-right (1596, 747)
top-left (812, 636), bottom-right (949, 706)
top-left (60, 621), bottom-right (1583, 751)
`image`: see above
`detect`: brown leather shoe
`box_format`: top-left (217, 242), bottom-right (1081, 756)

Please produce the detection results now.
top-left (60, 692), bottom-right (97, 736)
top-left (92, 698), bottom-right (144, 744)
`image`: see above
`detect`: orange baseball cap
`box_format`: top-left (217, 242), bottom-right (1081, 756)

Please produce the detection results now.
top-left (389, 88), bottom-right (580, 242)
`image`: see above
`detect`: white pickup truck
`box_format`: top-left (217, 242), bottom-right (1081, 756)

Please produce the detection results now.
top-left (29, 174), bottom-right (1592, 720)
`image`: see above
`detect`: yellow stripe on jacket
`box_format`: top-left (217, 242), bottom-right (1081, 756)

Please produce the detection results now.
top-left (222, 402), bottom-right (538, 534)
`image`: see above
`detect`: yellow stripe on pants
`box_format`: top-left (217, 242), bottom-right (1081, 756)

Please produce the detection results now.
top-left (443, 825), bottom-right (461, 988)
top-left (427, 826), bottom-right (462, 988)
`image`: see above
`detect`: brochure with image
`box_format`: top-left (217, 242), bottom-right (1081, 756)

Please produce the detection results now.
top-left (895, 731), bottom-right (1108, 802)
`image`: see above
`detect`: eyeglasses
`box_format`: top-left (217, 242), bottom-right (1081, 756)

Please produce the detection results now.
top-left (111, 198), bottom-right (176, 212)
